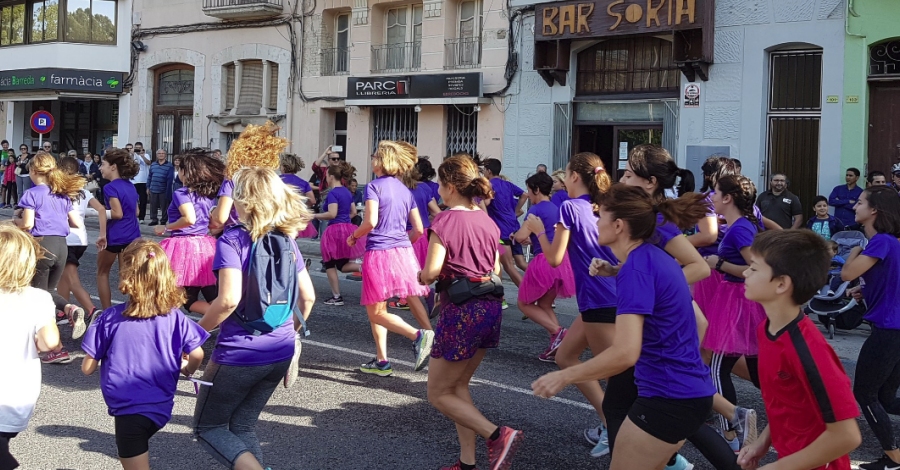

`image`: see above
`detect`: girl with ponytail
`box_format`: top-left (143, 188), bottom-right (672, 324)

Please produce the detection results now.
top-left (97, 148), bottom-right (141, 311)
top-left (522, 152), bottom-right (617, 457)
top-left (315, 160), bottom-right (364, 306)
top-left (419, 155), bottom-right (523, 470)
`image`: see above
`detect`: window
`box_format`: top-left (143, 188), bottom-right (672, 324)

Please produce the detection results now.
top-left (373, 4), bottom-right (422, 72)
top-left (870, 40), bottom-right (900, 77)
top-left (386, 5), bottom-right (422, 46)
top-left (446, 0), bottom-right (481, 69)
top-left (576, 37), bottom-right (679, 96)
top-left (0, 3), bottom-right (26, 46)
top-left (458, 0), bottom-right (477, 38)
top-left (222, 59), bottom-right (280, 115)
top-left (372, 107), bottom-right (418, 152)
top-left (157, 69), bottom-right (195, 106)
top-left (268, 62), bottom-right (278, 111)
top-left (65, 0), bottom-right (115, 44)
top-left (224, 64), bottom-right (235, 112)
top-left (31, 0), bottom-right (57, 42)
top-left (446, 105), bottom-right (477, 156)
top-left (336, 12), bottom-right (349, 50)
top-left (0, 0), bottom-right (115, 47)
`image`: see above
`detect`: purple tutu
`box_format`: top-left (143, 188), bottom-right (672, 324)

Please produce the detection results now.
top-left (694, 274), bottom-right (765, 356)
top-left (297, 223), bottom-right (318, 239)
top-left (321, 222), bottom-right (365, 262)
top-left (160, 235), bottom-right (217, 287)
top-left (518, 253), bottom-right (576, 304)
top-left (361, 246), bottom-right (429, 305)
top-left (410, 231), bottom-right (428, 268)
top-left (431, 293), bottom-right (502, 361)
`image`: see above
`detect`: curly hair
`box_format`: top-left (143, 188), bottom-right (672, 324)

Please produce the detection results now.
top-left (180, 149), bottom-right (226, 199)
top-left (103, 148), bottom-right (140, 180)
top-left (29, 152), bottom-right (85, 200)
top-left (716, 175), bottom-right (759, 230)
top-left (280, 153), bottom-right (305, 174)
top-left (416, 158), bottom-right (436, 182)
top-left (118, 240), bottom-right (187, 319)
top-left (374, 140), bottom-right (417, 177)
top-left (225, 121), bottom-right (286, 179)
top-left (233, 167), bottom-right (312, 241)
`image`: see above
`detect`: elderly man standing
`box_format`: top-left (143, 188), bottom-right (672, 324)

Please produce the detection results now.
top-left (147, 149), bottom-right (174, 226)
top-left (756, 173), bottom-right (803, 229)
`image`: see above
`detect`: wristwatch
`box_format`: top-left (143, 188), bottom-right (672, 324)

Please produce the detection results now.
top-left (715, 258), bottom-right (725, 273)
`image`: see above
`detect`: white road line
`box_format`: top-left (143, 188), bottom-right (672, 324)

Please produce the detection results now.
top-left (88, 295), bottom-right (594, 411)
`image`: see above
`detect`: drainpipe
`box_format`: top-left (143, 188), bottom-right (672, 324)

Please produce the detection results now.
top-left (846, 0), bottom-right (865, 38)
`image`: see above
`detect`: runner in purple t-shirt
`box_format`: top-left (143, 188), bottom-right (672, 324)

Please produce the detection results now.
top-left (313, 161), bottom-right (364, 306)
top-left (480, 158), bottom-right (527, 287)
top-left (96, 148), bottom-right (141, 311)
top-left (280, 153), bottom-right (318, 239)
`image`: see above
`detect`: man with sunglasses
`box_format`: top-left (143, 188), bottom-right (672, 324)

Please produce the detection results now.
top-left (312, 145), bottom-right (343, 192)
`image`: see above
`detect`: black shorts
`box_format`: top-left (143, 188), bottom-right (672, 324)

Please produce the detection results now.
top-left (0, 432), bottom-right (19, 470)
top-left (66, 245), bottom-right (87, 266)
top-left (105, 244), bottom-right (128, 254)
top-left (114, 414), bottom-right (161, 459)
top-left (499, 239), bottom-right (524, 257)
top-left (628, 395), bottom-right (713, 444)
top-left (581, 307), bottom-right (617, 324)
top-left (323, 258), bottom-right (350, 271)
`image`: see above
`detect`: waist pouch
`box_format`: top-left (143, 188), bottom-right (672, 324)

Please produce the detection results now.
top-left (437, 274), bottom-right (504, 305)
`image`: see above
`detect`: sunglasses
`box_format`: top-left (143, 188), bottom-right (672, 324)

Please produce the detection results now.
top-left (330, 157), bottom-right (340, 161)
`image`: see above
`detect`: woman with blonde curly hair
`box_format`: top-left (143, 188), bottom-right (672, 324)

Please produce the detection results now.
top-left (14, 152), bottom-right (90, 363)
top-left (348, 140), bottom-right (434, 376)
top-left (194, 167), bottom-right (316, 469)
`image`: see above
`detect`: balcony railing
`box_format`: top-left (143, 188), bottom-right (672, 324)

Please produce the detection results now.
top-left (321, 47), bottom-right (350, 76)
top-left (371, 42), bottom-right (421, 73)
top-left (202, 0), bottom-right (283, 20)
top-left (444, 37), bottom-right (482, 69)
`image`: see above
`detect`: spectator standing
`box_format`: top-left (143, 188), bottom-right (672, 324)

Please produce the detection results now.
top-left (829, 168), bottom-right (862, 228)
top-left (311, 146), bottom-right (343, 193)
top-left (807, 196), bottom-right (845, 240)
top-left (130, 142), bottom-right (152, 222)
top-left (16, 144), bottom-right (33, 203)
top-left (147, 149), bottom-right (174, 226)
top-left (756, 173), bottom-right (802, 229)
top-left (868, 171), bottom-right (887, 187)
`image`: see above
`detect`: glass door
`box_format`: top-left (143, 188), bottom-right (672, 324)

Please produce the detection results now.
top-left (613, 126), bottom-right (662, 180)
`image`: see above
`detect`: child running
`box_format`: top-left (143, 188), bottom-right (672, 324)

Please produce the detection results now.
top-left (280, 153), bottom-right (317, 239)
top-left (421, 155), bottom-right (523, 470)
top-left (532, 184), bottom-right (716, 470)
top-left (154, 150), bottom-right (225, 315)
top-left (840, 185), bottom-right (900, 470)
top-left (81, 240), bottom-right (209, 470)
top-left (0, 225), bottom-right (62, 470)
top-left (349, 140), bottom-right (434, 376)
top-left (806, 195), bottom-right (845, 239)
top-left (315, 161), bottom-right (363, 306)
top-left (737, 230), bottom-right (861, 470)
top-left (97, 148), bottom-right (141, 310)
top-left (522, 152), bottom-right (617, 458)
top-left (512, 172), bottom-right (575, 362)
top-left (481, 158), bottom-right (527, 287)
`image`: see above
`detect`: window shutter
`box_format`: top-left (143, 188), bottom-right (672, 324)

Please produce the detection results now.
top-left (268, 62), bottom-right (279, 111)
top-left (224, 64), bottom-right (235, 112)
top-left (237, 60), bottom-right (264, 115)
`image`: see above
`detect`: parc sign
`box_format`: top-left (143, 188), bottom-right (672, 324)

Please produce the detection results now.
top-left (0, 68), bottom-right (125, 94)
top-left (536, 0), bottom-right (707, 40)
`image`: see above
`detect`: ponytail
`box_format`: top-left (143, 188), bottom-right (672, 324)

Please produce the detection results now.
top-left (461, 176), bottom-right (494, 200)
top-left (676, 169), bottom-right (695, 196)
top-left (568, 152), bottom-right (611, 204)
top-left (438, 155), bottom-right (494, 202)
top-left (717, 175), bottom-right (759, 231)
top-left (656, 192), bottom-right (709, 230)
top-left (29, 153), bottom-right (84, 200)
top-left (597, 184), bottom-right (709, 241)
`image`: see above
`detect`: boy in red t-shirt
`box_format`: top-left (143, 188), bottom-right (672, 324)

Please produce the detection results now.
top-left (738, 230), bottom-right (861, 470)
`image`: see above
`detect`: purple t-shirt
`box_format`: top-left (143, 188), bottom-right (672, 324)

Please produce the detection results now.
top-left (697, 192), bottom-right (766, 257)
top-left (487, 178), bottom-right (525, 239)
top-left (216, 180), bottom-right (241, 228)
top-left (324, 186), bottom-right (353, 224)
top-left (551, 190), bottom-right (570, 207)
top-left (559, 196), bottom-right (617, 311)
top-left (365, 176), bottom-right (416, 251)
top-left (103, 179), bottom-right (141, 246)
top-left (718, 216), bottom-right (757, 283)
top-left (430, 209), bottom-right (500, 278)
top-left (527, 200), bottom-right (559, 255)
top-left (212, 225), bottom-right (304, 366)
top-left (168, 188), bottom-right (215, 237)
top-left (406, 182), bottom-right (434, 231)
top-left (19, 184), bottom-right (73, 237)
top-left (653, 212), bottom-right (682, 251)
top-left (426, 181), bottom-right (440, 202)
top-left (616, 242), bottom-right (716, 399)
top-left (861, 233), bottom-right (900, 329)
top-left (81, 304), bottom-right (209, 427)
top-left (280, 174), bottom-right (312, 194)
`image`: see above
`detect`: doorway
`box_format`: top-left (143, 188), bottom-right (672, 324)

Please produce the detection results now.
top-left (153, 65), bottom-right (195, 156)
top-left (575, 125), bottom-right (662, 180)
top-left (868, 82), bottom-right (900, 175)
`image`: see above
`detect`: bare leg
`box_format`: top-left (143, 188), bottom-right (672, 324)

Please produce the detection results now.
top-left (97, 250), bottom-right (118, 309)
top-left (341, 262), bottom-right (360, 273)
top-left (366, 302), bottom-right (418, 362)
top-left (119, 452), bottom-right (150, 470)
top-left (406, 295), bottom-right (432, 330)
top-left (610, 418), bottom-right (684, 470)
top-left (554, 316), bottom-right (607, 422)
top-left (62, 264), bottom-right (96, 312)
top-left (190, 301), bottom-right (211, 315)
top-left (499, 249), bottom-right (523, 287)
top-left (514, 254), bottom-right (528, 272)
top-left (325, 268), bottom-right (341, 297)
top-left (517, 289), bottom-right (561, 335)
top-left (233, 451), bottom-right (265, 470)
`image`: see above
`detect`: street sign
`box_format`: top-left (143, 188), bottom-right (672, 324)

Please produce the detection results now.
top-left (30, 111), bottom-right (54, 134)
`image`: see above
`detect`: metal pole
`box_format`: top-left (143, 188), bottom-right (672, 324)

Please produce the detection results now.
top-left (38, 133), bottom-right (42, 151)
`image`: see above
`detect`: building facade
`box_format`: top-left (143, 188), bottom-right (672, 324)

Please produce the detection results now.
top-left (503, 0), bottom-right (847, 209)
top-left (0, 0), bottom-right (131, 155)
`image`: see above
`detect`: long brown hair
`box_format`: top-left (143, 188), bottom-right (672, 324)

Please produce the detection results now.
top-left (103, 148), bottom-right (140, 180)
top-left (716, 175), bottom-right (759, 229)
top-left (438, 155), bottom-right (493, 201)
top-left (180, 149), bottom-right (226, 199)
top-left (568, 152), bottom-right (612, 205)
top-left (119, 240), bottom-right (186, 319)
top-left (596, 184), bottom-right (709, 241)
top-left (628, 144), bottom-right (695, 200)
top-left (29, 152), bottom-right (85, 200)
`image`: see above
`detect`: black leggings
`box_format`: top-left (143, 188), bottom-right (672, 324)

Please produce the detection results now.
top-left (3, 181), bottom-right (15, 206)
top-left (854, 326), bottom-right (900, 451)
top-left (32, 235), bottom-right (69, 311)
top-left (603, 367), bottom-right (740, 470)
top-left (710, 354), bottom-right (760, 431)
top-left (185, 286), bottom-right (218, 312)
top-left (0, 432), bottom-right (18, 470)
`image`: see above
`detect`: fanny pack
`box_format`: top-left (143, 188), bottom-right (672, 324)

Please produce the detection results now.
top-left (436, 274), bottom-right (504, 305)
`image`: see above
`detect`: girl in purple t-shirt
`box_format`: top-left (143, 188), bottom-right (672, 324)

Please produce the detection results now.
top-left (81, 240), bottom-right (209, 469)
top-left (154, 152), bottom-right (225, 316)
top-left (97, 148), bottom-right (141, 311)
top-left (280, 153), bottom-right (318, 239)
top-left (513, 172), bottom-right (575, 362)
top-left (348, 140), bottom-right (433, 376)
top-left (418, 155), bottom-right (524, 470)
top-left (314, 161), bottom-right (364, 306)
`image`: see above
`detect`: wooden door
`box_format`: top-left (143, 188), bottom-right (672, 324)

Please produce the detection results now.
top-left (868, 83), bottom-right (900, 175)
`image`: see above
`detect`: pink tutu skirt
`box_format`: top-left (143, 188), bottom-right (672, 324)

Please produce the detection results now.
top-left (410, 230), bottom-right (428, 268)
top-left (160, 235), bottom-right (217, 287)
top-left (297, 223), bottom-right (318, 239)
top-left (518, 253), bottom-right (576, 304)
top-left (321, 222), bottom-right (365, 262)
top-left (361, 246), bottom-right (429, 305)
top-left (694, 274), bottom-right (765, 356)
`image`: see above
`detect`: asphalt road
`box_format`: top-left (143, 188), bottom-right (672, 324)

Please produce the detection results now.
top-left (6, 210), bottom-right (888, 470)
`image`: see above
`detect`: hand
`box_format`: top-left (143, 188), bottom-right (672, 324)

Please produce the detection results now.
top-left (524, 214), bottom-right (545, 234)
top-left (181, 355), bottom-right (194, 378)
top-left (347, 235), bottom-right (357, 247)
top-left (849, 246), bottom-right (863, 257)
top-left (95, 236), bottom-right (107, 251)
top-left (13, 208), bottom-right (22, 219)
top-left (736, 441), bottom-right (768, 470)
top-left (848, 285), bottom-right (863, 301)
top-left (154, 225), bottom-right (166, 236)
top-left (417, 270), bottom-right (427, 286)
top-left (532, 370), bottom-right (569, 399)
top-left (589, 258), bottom-right (618, 277)
top-left (704, 255), bottom-right (720, 269)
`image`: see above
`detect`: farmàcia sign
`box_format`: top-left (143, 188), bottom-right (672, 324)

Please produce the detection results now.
top-left (0, 68), bottom-right (125, 94)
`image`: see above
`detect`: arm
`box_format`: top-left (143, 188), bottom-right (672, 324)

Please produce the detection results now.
top-left (35, 322), bottom-right (61, 353)
top-left (198, 268), bottom-right (242, 332)
top-left (16, 208), bottom-right (34, 231)
top-left (762, 216), bottom-right (782, 231)
top-left (156, 203), bottom-right (196, 235)
top-left (181, 346), bottom-right (204, 377)
top-left (790, 215), bottom-right (803, 229)
top-left (138, 153), bottom-right (151, 165)
top-left (790, 198), bottom-right (803, 229)
top-left (81, 354), bottom-right (99, 376)
top-left (664, 235), bottom-right (711, 284)
top-left (68, 210), bottom-right (80, 229)
top-left (313, 202), bottom-right (338, 221)
top-left (686, 215), bottom-right (718, 248)
top-left (108, 197), bottom-right (124, 220)
top-left (515, 193), bottom-right (528, 217)
top-left (706, 246), bottom-right (753, 278)
top-left (209, 196), bottom-right (232, 229)
top-left (304, 190), bottom-right (317, 207)
top-left (316, 146), bottom-right (333, 167)
top-left (740, 420), bottom-right (861, 470)
top-left (828, 188), bottom-right (846, 208)
top-left (88, 197), bottom-right (108, 250)
top-left (408, 208), bottom-right (424, 243)
top-left (427, 199), bottom-right (441, 217)
top-left (841, 246), bottom-right (878, 281)
top-left (512, 221), bottom-right (533, 245)
top-left (525, 214), bottom-right (569, 267)
top-left (296, 268), bottom-right (315, 321)
top-left (418, 232), bottom-right (447, 285)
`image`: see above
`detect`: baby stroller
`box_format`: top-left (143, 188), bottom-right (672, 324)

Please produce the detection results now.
top-left (805, 231), bottom-right (868, 339)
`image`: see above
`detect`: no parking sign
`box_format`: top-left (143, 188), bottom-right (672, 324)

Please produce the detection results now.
top-left (30, 110), bottom-right (54, 134)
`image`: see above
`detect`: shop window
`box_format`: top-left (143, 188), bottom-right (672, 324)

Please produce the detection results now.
top-left (446, 105), bottom-right (477, 156)
top-left (0, 3), bottom-right (26, 46)
top-left (869, 40), bottom-right (900, 77)
top-left (222, 60), bottom-right (280, 115)
top-left (576, 37), bottom-right (679, 96)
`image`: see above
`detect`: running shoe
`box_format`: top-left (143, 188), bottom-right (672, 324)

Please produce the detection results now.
top-left (55, 310), bottom-right (69, 325)
top-left (732, 406), bottom-right (757, 449)
top-left (67, 305), bottom-right (87, 340)
top-left (487, 426), bottom-right (523, 470)
top-left (440, 461), bottom-right (478, 470)
top-left (346, 272), bottom-right (362, 281)
top-left (584, 425), bottom-right (603, 446)
top-left (860, 455), bottom-right (900, 470)
top-left (589, 425), bottom-right (609, 457)
top-left (413, 329), bottom-right (435, 371)
top-left (388, 300), bottom-right (410, 310)
top-left (42, 349), bottom-right (73, 364)
top-left (501, 300), bottom-right (509, 310)
top-left (537, 345), bottom-right (557, 363)
top-left (324, 296), bottom-right (344, 306)
top-left (548, 328), bottom-right (567, 353)
top-left (360, 358), bottom-right (393, 376)
top-left (284, 333), bottom-right (302, 388)
top-left (86, 307), bottom-right (101, 328)
top-left (665, 454), bottom-right (694, 470)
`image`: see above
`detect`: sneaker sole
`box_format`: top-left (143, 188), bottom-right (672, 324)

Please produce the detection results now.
top-left (740, 409), bottom-right (758, 449)
top-left (414, 330), bottom-right (435, 371)
top-left (491, 430), bottom-right (524, 470)
top-left (583, 429), bottom-right (600, 447)
top-left (537, 355), bottom-right (556, 363)
top-left (71, 308), bottom-right (86, 340)
top-left (589, 444), bottom-right (610, 458)
top-left (359, 367), bottom-right (393, 377)
top-left (284, 340), bottom-right (302, 388)
top-left (43, 356), bottom-right (73, 364)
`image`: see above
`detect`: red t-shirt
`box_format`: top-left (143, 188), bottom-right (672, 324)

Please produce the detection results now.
top-left (429, 209), bottom-right (499, 279)
top-left (757, 314), bottom-right (859, 470)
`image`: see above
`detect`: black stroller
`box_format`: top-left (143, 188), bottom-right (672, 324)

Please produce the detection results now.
top-left (805, 231), bottom-right (868, 339)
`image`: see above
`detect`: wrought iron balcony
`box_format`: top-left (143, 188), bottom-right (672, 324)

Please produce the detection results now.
top-left (321, 47), bottom-right (350, 76)
top-left (202, 0), bottom-right (284, 20)
top-left (444, 37), bottom-right (482, 69)
top-left (371, 42), bottom-right (421, 73)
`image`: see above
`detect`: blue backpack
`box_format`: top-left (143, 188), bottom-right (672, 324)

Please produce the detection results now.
top-left (234, 228), bottom-right (299, 335)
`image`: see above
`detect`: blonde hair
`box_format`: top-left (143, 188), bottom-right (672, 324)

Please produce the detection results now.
top-left (374, 140), bottom-right (417, 177)
top-left (0, 224), bottom-right (41, 292)
top-left (233, 167), bottom-right (312, 241)
top-left (29, 152), bottom-right (85, 200)
top-left (280, 153), bottom-right (305, 174)
top-left (118, 240), bottom-right (187, 319)
top-left (225, 121), bottom-right (286, 179)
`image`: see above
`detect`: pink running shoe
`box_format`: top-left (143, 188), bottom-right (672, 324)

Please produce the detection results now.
top-left (487, 426), bottom-right (523, 470)
top-left (440, 461), bottom-right (479, 470)
top-left (42, 349), bottom-right (73, 364)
